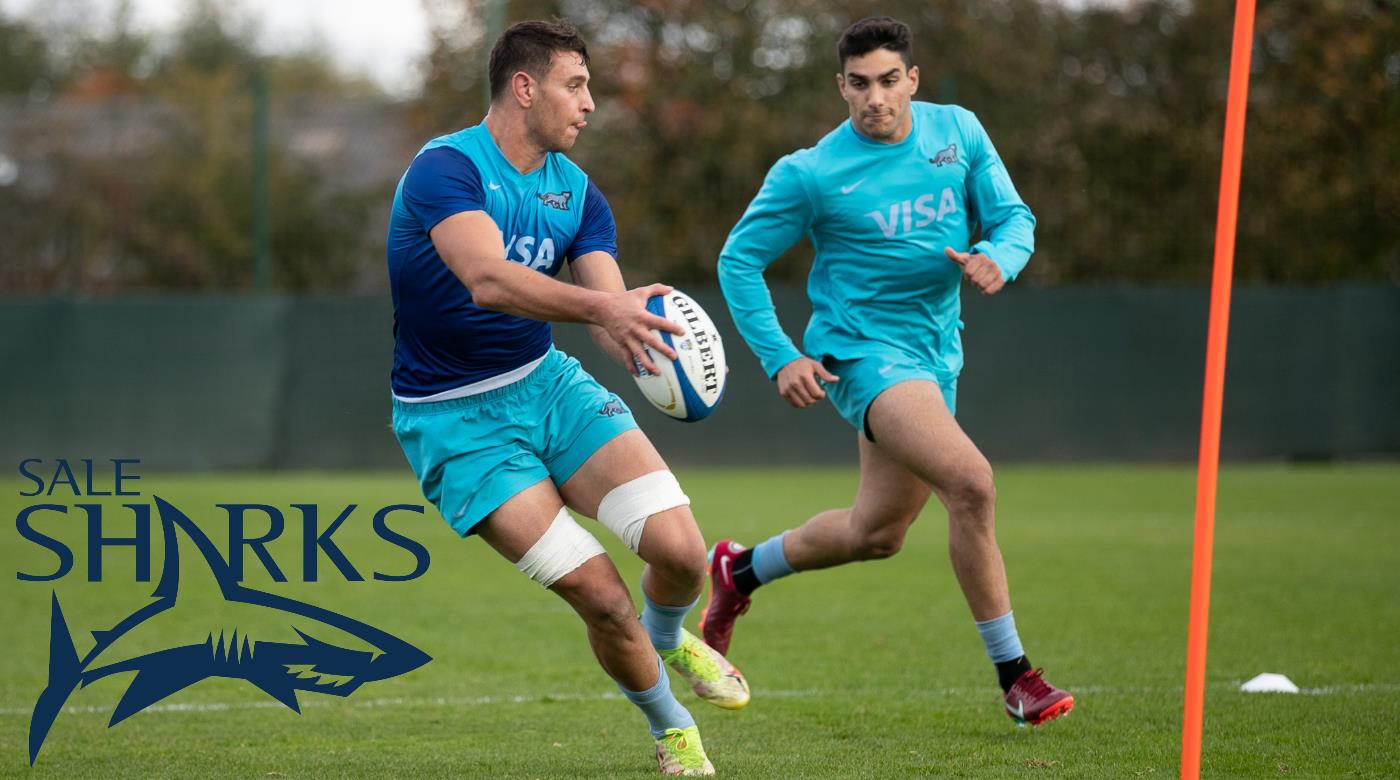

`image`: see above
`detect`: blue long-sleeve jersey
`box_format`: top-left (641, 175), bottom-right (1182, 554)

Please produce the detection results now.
top-left (718, 101), bottom-right (1035, 382)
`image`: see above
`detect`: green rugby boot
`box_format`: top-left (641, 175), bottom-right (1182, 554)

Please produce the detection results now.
top-left (655, 725), bottom-right (715, 776)
top-left (659, 628), bottom-right (750, 710)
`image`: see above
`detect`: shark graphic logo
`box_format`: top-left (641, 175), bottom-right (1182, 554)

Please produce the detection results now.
top-left (27, 496), bottom-right (431, 765)
top-left (929, 143), bottom-right (959, 166)
top-left (536, 191), bottom-right (572, 210)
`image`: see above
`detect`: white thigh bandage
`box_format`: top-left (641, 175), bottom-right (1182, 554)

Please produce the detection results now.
top-left (595, 470), bottom-right (690, 553)
top-left (515, 508), bottom-right (607, 588)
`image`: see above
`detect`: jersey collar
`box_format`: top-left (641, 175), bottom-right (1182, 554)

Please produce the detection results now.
top-left (475, 121), bottom-right (548, 181)
top-left (844, 105), bottom-right (919, 150)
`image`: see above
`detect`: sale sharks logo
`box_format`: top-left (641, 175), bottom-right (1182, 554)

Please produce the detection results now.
top-left (27, 496), bottom-right (431, 765)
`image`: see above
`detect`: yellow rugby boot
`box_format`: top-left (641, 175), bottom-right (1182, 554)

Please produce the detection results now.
top-left (659, 628), bottom-right (750, 710)
top-left (655, 725), bottom-right (715, 776)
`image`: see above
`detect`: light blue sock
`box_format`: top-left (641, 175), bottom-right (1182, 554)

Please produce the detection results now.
top-left (975, 611), bottom-right (1025, 663)
top-left (751, 531), bottom-right (796, 585)
top-left (618, 656), bottom-right (695, 738)
top-left (641, 592), bottom-right (696, 652)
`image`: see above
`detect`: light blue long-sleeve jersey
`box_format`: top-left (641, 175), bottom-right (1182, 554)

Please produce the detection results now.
top-left (718, 102), bottom-right (1035, 381)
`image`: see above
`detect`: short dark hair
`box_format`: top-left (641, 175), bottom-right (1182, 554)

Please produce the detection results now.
top-left (488, 19), bottom-right (590, 101)
top-left (837, 16), bottom-right (913, 70)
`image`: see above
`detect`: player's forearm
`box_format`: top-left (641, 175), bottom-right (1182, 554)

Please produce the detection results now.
top-left (462, 257), bottom-right (607, 325)
top-left (972, 207), bottom-right (1034, 282)
top-left (718, 255), bottom-right (804, 378)
top-left (717, 157), bottom-right (813, 376)
top-left (968, 158), bottom-right (1036, 281)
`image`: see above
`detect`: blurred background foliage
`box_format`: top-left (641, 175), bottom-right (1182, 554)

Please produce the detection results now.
top-left (1, 0), bottom-right (1396, 292)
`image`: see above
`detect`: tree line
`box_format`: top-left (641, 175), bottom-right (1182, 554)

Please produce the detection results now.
top-left (2, 0), bottom-right (1396, 291)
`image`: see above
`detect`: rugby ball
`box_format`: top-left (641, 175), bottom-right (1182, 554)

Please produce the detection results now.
top-left (632, 290), bottom-right (727, 422)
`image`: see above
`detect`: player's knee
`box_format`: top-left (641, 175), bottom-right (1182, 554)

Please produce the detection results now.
top-left (516, 508), bottom-right (607, 588)
top-left (593, 593), bottom-right (641, 634)
top-left (648, 536), bottom-right (707, 589)
top-left (597, 470), bottom-right (690, 553)
top-left (855, 524), bottom-right (909, 560)
top-left (570, 582), bottom-right (640, 633)
top-left (944, 463), bottom-right (997, 518)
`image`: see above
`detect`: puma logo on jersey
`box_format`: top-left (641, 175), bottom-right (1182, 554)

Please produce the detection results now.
top-left (930, 143), bottom-right (958, 166)
top-left (536, 191), bottom-right (572, 210)
top-left (865, 188), bottom-right (960, 238)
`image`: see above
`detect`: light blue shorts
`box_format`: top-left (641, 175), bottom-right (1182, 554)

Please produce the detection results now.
top-left (822, 351), bottom-right (957, 441)
top-left (392, 348), bottom-right (637, 536)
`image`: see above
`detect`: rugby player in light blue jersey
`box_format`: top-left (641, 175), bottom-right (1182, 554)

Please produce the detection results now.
top-left (386, 20), bottom-right (744, 776)
top-left (704, 16), bottom-right (1074, 728)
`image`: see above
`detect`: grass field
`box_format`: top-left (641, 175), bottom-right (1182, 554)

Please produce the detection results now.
top-left (2, 464), bottom-right (1397, 778)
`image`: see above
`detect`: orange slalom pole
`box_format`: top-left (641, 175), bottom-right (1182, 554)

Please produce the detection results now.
top-left (1181, 1), bottom-right (1257, 778)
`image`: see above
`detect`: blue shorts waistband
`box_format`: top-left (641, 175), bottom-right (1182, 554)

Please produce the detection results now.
top-left (392, 348), bottom-right (563, 414)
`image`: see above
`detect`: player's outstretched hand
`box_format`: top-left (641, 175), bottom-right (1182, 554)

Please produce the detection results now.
top-left (944, 247), bottom-right (1005, 295)
top-left (597, 283), bottom-right (684, 375)
top-left (776, 357), bottom-right (839, 409)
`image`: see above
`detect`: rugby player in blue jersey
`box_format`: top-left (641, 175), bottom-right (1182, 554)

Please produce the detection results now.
top-left (705, 16), bottom-right (1073, 727)
top-left (387, 20), bottom-right (744, 776)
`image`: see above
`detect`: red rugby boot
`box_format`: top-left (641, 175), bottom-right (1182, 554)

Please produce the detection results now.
top-left (698, 540), bottom-right (751, 655)
top-left (1003, 668), bottom-right (1075, 726)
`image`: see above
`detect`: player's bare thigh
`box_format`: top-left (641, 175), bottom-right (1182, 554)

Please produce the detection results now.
top-left (865, 379), bottom-right (993, 504)
top-left (558, 429), bottom-right (705, 565)
top-left (473, 478), bottom-right (625, 594)
top-left (474, 478), bottom-right (569, 560)
top-left (847, 428), bottom-right (933, 554)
